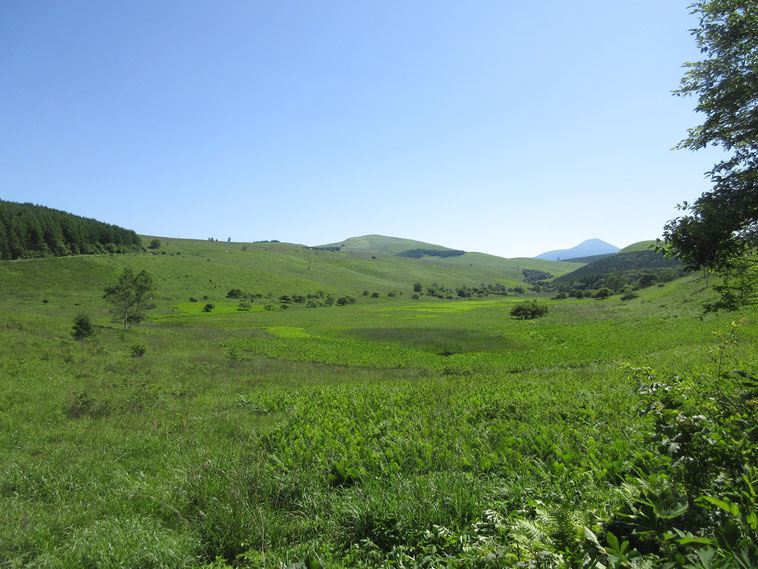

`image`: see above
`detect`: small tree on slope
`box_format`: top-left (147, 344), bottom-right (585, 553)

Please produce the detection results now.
top-left (103, 268), bottom-right (155, 332)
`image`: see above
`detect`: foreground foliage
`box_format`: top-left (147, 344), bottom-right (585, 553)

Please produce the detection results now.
top-left (663, 0), bottom-right (758, 311)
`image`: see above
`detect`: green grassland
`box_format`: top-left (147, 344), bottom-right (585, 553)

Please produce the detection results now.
top-left (0, 240), bottom-right (756, 568)
top-left (314, 235), bottom-right (584, 285)
top-left (618, 240), bottom-right (657, 253)
top-left (316, 234), bottom-right (456, 255)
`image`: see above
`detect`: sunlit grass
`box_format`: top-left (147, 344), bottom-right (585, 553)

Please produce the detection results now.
top-left (0, 245), bottom-right (755, 567)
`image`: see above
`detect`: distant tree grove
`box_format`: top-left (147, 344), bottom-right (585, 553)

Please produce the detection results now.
top-left (0, 200), bottom-right (142, 260)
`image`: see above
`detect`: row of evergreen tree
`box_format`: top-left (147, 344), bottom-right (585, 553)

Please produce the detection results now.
top-left (0, 200), bottom-right (142, 260)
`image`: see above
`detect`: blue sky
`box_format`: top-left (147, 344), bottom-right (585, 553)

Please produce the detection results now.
top-left (1, 1), bottom-right (725, 258)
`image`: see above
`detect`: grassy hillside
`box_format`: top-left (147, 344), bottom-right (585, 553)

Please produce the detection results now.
top-left (413, 252), bottom-right (584, 284)
top-left (0, 236), bottom-right (580, 318)
top-left (316, 234), bottom-right (455, 255)
top-left (1, 241), bottom-right (755, 568)
top-left (552, 248), bottom-right (683, 292)
top-left (618, 239), bottom-right (656, 253)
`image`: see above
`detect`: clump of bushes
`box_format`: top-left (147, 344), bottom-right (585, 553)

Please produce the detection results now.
top-left (226, 288), bottom-right (243, 299)
top-left (593, 287), bottom-right (612, 299)
top-left (202, 303), bottom-right (215, 313)
top-left (64, 391), bottom-right (110, 418)
top-left (510, 301), bottom-right (548, 320)
top-left (130, 343), bottom-right (147, 357)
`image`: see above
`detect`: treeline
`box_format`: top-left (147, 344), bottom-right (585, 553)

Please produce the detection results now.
top-left (414, 281), bottom-right (512, 299)
top-left (223, 287), bottom-right (358, 310)
top-left (0, 200), bottom-right (142, 260)
top-left (522, 269), bottom-right (553, 283)
top-left (396, 249), bottom-right (465, 259)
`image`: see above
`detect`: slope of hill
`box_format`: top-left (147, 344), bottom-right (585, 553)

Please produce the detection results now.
top-left (314, 234), bottom-right (584, 285)
top-left (618, 240), bottom-right (656, 253)
top-left (315, 234), bottom-right (455, 256)
top-left (558, 253), bottom-right (614, 264)
top-left (0, 236), bottom-right (584, 318)
top-left (552, 249), bottom-right (684, 290)
top-left (535, 238), bottom-right (619, 261)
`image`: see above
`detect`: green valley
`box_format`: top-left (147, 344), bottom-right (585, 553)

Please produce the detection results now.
top-left (0, 234), bottom-right (755, 568)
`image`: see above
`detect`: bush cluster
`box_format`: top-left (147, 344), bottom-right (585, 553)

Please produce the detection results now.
top-left (509, 301), bottom-right (548, 320)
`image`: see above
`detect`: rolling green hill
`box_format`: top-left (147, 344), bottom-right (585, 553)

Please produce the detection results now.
top-left (618, 240), bottom-right (657, 253)
top-left (316, 234), bottom-right (456, 255)
top-left (315, 234), bottom-right (585, 286)
top-left (0, 235), bottom-right (583, 322)
top-left (553, 248), bottom-right (684, 291)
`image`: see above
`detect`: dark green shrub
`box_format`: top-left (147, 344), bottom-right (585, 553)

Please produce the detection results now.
top-left (593, 287), bottom-right (612, 299)
top-left (64, 391), bottom-right (110, 418)
top-left (202, 303), bottom-right (215, 312)
top-left (510, 301), bottom-right (548, 320)
top-left (130, 343), bottom-right (147, 357)
top-left (226, 288), bottom-right (243, 299)
top-left (72, 314), bottom-right (96, 340)
top-left (148, 239), bottom-right (161, 249)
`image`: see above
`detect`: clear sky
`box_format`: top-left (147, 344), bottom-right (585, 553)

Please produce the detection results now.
top-left (1, 1), bottom-right (726, 258)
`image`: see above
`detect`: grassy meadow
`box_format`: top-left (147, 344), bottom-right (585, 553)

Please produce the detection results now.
top-left (0, 239), bottom-right (756, 568)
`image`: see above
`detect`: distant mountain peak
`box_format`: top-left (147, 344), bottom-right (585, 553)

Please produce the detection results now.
top-left (535, 239), bottom-right (619, 261)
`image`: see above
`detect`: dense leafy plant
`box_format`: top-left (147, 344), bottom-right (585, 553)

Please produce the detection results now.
top-left (130, 342), bottom-right (147, 357)
top-left (510, 301), bottom-right (548, 320)
top-left (71, 313), bottom-right (96, 340)
top-left (603, 322), bottom-right (758, 568)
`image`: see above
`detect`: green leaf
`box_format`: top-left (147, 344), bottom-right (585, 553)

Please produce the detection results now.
top-left (606, 531), bottom-right (620, 552)
top-left (701, 495), bottom-right (740, 517)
